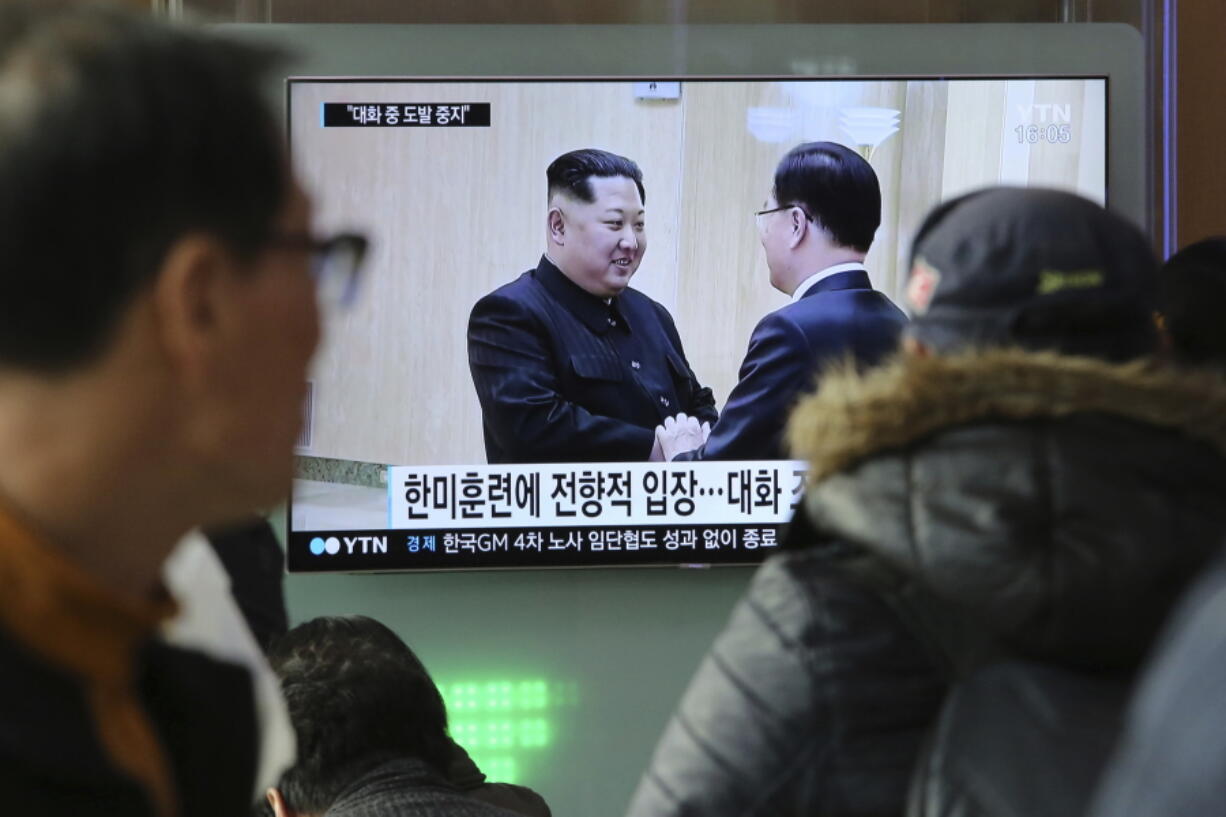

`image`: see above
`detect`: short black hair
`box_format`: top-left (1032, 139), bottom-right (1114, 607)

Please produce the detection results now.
top-left (773, 141), bottom-right (881, 253)
top-left (0, 3), bottom-right (288, 372)
top-left (547, 148), bottom-right (645, 205)
top-left (1159, 237), bottom-right (1226, 367)
top-left (267, 616), bottom-right (452, 814)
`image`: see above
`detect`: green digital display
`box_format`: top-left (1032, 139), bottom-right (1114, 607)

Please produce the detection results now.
top-left (441, 679), bottom-right (576, 784)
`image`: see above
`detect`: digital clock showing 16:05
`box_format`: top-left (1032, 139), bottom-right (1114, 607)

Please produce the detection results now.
top-left (1015, 123), bottom-right (1072, 144)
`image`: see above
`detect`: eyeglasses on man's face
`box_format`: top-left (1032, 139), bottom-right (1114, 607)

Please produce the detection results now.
top-left (268, 231), bottom-right (370, 309)
top-left (754, 203), bottom-right (814, 231)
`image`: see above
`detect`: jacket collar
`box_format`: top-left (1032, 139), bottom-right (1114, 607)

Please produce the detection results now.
top-left (787, 348), bottom-right (1226, 482)
top-left (0, 504), bottom-right (179, 817)
top-left (0, 507), bottom-right (174, 684)
top-left (797, 268), bottom-right (870, 300)
top-left (328, 757), bottom-right (453, 815)
top-left (533, 255), bottom-right (628, 336)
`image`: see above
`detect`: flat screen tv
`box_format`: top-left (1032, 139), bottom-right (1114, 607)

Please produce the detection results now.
top-left (222, 24), bottom-right (1145, 572)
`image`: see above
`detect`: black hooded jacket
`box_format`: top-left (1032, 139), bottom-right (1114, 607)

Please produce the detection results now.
top-left (628, 348), bottom-right (1226, 817)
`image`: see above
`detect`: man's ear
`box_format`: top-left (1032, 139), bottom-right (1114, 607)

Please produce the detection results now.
top-left (788, 207), bottom-right (807, 250)
top-left (267, 786), bottom-right (298, 817)
top-left (150, 233), bottom-right (237, 386)
top-left (1154, 311), bottom-right (1172, 350)
top-left (547, 207), bottom-right (566, 247)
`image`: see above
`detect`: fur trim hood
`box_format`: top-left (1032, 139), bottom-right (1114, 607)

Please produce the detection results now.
top-left (785, 349), bottom-right (1226, 670)
top-left (788, 348), bottom-right (1226, 482)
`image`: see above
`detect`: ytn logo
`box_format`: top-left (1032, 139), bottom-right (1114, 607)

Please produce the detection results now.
top-left (309, 535), bottom-right (389, 556)
top-left (1015, 103), bottom-right (1072, 123)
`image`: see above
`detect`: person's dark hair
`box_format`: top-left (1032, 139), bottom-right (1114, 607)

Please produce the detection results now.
top-left (773, 141), bottom-right (881, 253)
top-left (267, 616), bottom-right (452, 815)
top-left (1158, 237), bottom-right (1226, 367)
top-left (547, 148), bottom-right (646, 205)
top-left (0, 3), bottom-right (288, 372)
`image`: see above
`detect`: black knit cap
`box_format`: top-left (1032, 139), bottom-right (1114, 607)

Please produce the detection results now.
top-left (904, 187), bottom-right (1158, 361)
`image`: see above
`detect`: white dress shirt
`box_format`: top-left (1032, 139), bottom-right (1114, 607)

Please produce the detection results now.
top-left (790, 262), bottom-right (867, 303)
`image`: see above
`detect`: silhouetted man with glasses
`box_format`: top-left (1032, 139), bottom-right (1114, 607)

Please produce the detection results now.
top-left (0, 6), bottom-right (364, 816)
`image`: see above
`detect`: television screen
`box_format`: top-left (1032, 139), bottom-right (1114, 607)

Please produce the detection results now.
top-left (286, 75), bottom-right (1107, 572)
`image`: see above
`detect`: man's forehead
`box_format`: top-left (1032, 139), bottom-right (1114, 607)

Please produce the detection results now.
top-left (552, 181), bottom-right (645, 214)
top-left (600, 204), bottom-right (645, 215)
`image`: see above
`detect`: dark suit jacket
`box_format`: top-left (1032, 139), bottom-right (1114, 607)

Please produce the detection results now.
top-left (675, 269), bottom-right (906, 461)
top-left (205, 516), bottom-right (287, 653)
top-left (468, 256), bottom-right (717, 463)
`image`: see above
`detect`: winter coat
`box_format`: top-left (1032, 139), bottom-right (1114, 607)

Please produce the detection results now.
top-left (627, 348), bottom-right (1226, 817)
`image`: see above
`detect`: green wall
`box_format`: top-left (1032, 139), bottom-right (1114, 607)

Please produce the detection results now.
top-left (284, 565), bottom-right (753, 817)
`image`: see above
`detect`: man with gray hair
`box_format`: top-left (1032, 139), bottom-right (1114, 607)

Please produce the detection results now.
top-left (0, 5), bottom-right (364, 815)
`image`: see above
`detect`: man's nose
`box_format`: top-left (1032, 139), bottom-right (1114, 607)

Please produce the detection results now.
top-left (619, 230), bottom-right (638, 251)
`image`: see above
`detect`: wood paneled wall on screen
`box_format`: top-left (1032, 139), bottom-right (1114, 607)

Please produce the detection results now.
top-left (291, 78), bottom-right (1105, 468)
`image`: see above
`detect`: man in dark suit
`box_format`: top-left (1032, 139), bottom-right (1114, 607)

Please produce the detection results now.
top-left (659, 142), bottom-right (907, 461)
top-left (468, 148), bottom-right (717, 463)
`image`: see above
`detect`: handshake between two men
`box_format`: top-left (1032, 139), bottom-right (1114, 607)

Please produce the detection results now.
top-left (650, 414), bottom-right (711, 462)
top-left (467, 143), bottom-right (907, 466)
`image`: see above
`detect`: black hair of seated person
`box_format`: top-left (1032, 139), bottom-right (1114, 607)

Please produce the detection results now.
top-left (773, 141), bottom-right (881, 254)
top-left (0, 1), bottom-right (287, 372)
top-left (1159, 237), bottom-right (1226, 367)
top-left (546, 147), bottom-right (646, 205)
top-left (267, 615), bottom-right (453, 815)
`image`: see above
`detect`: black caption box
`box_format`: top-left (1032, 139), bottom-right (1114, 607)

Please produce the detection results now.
top-left (322, 103), bottom-right (491, 127)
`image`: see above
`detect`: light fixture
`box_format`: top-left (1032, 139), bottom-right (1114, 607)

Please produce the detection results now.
top-left (838, 107), bottom-right (901, 161)
top-left (746, 107), bottom-right (799, 144)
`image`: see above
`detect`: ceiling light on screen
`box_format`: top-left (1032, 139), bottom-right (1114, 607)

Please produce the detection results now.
top-left (839, 107), bottom-right (901, 161)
